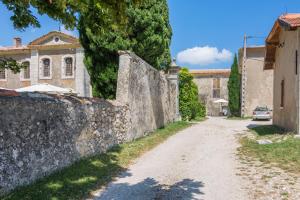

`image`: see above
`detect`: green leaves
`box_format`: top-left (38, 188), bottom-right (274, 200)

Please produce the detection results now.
top-left (0, 57), bottom-right (27, 73)
top-left (228, 54), bottom-right (241, 117)
top-left (179, 68), bottom-right (206, 121)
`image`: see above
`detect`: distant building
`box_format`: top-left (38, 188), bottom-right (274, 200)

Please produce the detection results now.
top-left (238, 46), bottom-right (274, 117)
top-left (191, 69), bottom-right (230, 116)
top-left (0, 31), bottom-right (91, 97)
top-left (264, 14), bottom-right (300, 133)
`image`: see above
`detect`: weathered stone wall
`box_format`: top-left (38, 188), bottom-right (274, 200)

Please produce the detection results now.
top-left (0, 51), bottom-right (178, 195)
top-left (117, 51), bottom-right (177, 140)
top-left (0, 93), bottom-right (130, 194)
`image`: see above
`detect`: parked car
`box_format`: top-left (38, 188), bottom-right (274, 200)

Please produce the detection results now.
top-left (253, 106), bottom-right (272, 120)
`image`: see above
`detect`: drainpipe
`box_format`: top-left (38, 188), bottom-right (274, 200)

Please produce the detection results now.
top-left (297, 28), bottom-right (300, 136)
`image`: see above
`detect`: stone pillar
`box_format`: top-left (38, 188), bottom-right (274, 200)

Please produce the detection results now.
top-left (116, 51), bottom-right (132, 104)
top-left (75, 48), bottom-right (91, 97)
top-left (168, 59), bottom-right (181, 121)
top-left (30, 50), bottom-right (39, 85)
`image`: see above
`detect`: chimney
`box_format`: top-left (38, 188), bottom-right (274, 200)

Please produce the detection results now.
top-left (13, 37), bottom-right (22, 47)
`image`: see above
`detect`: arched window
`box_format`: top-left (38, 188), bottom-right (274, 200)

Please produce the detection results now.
top-left (21, 61), bottom-right (30, 80)
top-left (65, 57), bottom-right (73, 77)
top-left (0, 68), bottom-right (6, 80)
top-left (62, 56), bottom-right (74, 79)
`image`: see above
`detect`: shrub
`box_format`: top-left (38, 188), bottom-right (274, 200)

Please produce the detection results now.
top-left (179, 68), bottom-right (206, 121)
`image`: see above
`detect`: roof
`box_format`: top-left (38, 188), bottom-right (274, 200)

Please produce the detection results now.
top-left (29, 31), bottom-right (79, 45)
top-left (265, 14), bottom-right (300, 70)
top-left (0, 31), bottom-right (80, 54)
top-left (190, 69), bottom-right (231, 77)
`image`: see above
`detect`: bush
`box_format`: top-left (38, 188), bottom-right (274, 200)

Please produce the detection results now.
top-left (179, 68), bottom-right (206, 121)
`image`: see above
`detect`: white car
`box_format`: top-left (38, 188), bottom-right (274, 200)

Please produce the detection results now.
top-left (253, 106), bottom-right (272, 120)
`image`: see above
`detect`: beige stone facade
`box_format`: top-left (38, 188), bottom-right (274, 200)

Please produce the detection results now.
top-left (0, 31), bottom-right (91, 97)
top-left (239, 46), bottom-right (274, 117)
top-left (191, 69), bottom-right (230, 116)
top-left (264, 14), bottom-right (300, 133)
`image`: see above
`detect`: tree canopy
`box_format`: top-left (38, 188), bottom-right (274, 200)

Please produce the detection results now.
top-left (228, 54), bottom-right (241, 117)
top-left (1, 0), bottom-right (172, 99)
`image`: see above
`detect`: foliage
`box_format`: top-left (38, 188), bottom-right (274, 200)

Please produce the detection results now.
top-left (0, 58), bottom-right (28, 73)
top-left (228, 54), bottom-right (241, 117)
top-left (179, 68), bottom-right (206, 121)
top-left (3, 121), bottom-right (190, 200)
top-left (79, 0), bottom-right (172, 98)
top-left (1, 0), bottom-right (172, 99)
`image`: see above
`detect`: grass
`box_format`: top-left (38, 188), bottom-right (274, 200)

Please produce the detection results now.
top-left (2, 121), bottom-right (191, 200)
top-left (239, 125), bottom-right (300, 173)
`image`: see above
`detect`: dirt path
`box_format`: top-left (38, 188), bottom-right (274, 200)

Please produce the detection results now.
top-left (90, 117), bottom-right (270, 200)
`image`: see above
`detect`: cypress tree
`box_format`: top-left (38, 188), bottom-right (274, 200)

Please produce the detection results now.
top-left (228, 54), bottom-right (241, 117)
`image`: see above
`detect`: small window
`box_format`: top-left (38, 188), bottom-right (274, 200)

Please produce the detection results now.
top-left (296, 50), bottom-right (298, 75)
top-left (65, 57), bottom-right (73, 77)
top-left (22, 61), bottom-right (30, 80)
top-left (54, 37), bottom-right (60, 43)
top-left (213, 78), bottom-right (221, 98)
top-left (0, 68), bottom-right (6, 80)
top-left (42, 58), bottom-right (51, 77)
top-left (281, 80), bottom-right (285, 108)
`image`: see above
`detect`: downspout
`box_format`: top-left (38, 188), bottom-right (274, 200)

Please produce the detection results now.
top-left (297, 28), bottom-right (300, 135)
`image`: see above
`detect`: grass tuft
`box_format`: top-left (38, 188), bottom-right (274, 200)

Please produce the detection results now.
top-left (2, 121), bottom-right (191, 200)
top-left (239, 125), bottom-right (300, 173)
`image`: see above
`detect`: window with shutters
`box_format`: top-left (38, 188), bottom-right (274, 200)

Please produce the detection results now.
top-left (0, 68), bottom-right (6, 80)
top-left (213, 78), bottom-right (221, 98)
top-left (21, 61), bottom-right (30, 80)
top-left (62, 55), bottom-right (75, 79)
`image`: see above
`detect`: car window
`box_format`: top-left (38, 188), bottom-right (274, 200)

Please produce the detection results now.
top-left (255, 107), bottom-right (268, 111)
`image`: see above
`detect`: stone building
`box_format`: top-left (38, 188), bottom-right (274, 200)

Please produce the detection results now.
top-left (239, 46), bottom-right (274, 117)
top-left (191, 69), bottom-right (230, 116)
top-left (264, 13), bottom-right (300, 133)
top-left (0, 31), bottom-right (91, 97)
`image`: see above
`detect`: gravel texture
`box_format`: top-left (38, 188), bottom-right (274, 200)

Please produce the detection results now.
top-left (90, 117), bottom-right (272, 200)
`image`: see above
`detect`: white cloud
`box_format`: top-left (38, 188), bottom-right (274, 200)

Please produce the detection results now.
top-left (177, 46), bottom-right (233, 66)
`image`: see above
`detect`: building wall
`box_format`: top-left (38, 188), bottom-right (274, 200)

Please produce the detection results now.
top-left (193, 75), bottom-right (229, 116)
top-left (273, 30), bottom-right (299, 132)
top-left (0, 51), bottom-right (178, 195)
top-left (0, 48), bottom-right (91, 97)
top-left (242, 47), bottom-right (274, 116)
top-left (0, 53), bottom-right (31, 89)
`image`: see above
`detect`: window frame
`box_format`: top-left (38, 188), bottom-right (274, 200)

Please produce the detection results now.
top-left (39, 56), bottom-right (52, 80)
top-left (61, 55), bottom-right (75, 79)
top-left (0, 68), bottom-right (7, 81)
top-left (212, 78), bottom-right (221, 99)
top-left (20, 59), bottom-right (31, 81)
top-left (280, 79), bottom-right (285, 108)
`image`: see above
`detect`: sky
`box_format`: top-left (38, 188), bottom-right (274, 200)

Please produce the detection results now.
top-left (1, 1), bottom-right (300, 69)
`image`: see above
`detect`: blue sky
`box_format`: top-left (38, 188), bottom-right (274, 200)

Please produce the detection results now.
top-left (1, 1), bottom-right (300, 69)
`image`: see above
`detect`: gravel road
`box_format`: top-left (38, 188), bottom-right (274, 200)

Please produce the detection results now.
top-left (91, 117), bottom-right (270, 200)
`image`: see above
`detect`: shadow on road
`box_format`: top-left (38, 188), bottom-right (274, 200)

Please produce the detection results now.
top-left (96, 178), bottom-right (204, 200)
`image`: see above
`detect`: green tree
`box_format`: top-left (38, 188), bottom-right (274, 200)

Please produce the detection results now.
top-left (1, 0), bottom-right (172, 99)
top-left (228, 54), bottom-right (241, 117)
top-left (179, 68), bottom-right (206, 121)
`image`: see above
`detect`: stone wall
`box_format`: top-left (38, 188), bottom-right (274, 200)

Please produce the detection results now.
top-left (0, 51), bottom-right (178, 195)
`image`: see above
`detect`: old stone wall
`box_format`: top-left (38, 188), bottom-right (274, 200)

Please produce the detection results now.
top-left (0, 51), bottom-right (178, 195)
top-left (117, 51), bottom-right (177, 140)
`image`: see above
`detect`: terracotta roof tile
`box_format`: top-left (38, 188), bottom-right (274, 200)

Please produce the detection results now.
top-left (0, 89), bottom-right (19, 97)
top-left (190, 69), bottom-right (231, 76)
top-left (279, 14), bottom-right (300, 28)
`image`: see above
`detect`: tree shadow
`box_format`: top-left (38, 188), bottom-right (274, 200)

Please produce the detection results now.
top-left (4, 145), bottom-right (132, 200)
top-left (247, 124), bottom-right (286, 136)
top-left (96, 177), bottom-right (204, 200)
